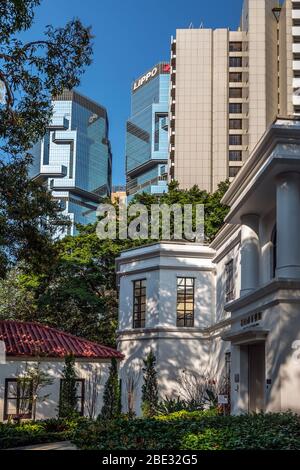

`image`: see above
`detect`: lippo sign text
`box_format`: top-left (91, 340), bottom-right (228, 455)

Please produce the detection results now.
top-left (133, 66), bottom-right (158, 92)
top-left (132, 63), bottom-right (170, 93)
top-left (96, 203), bottom-right (204, 242)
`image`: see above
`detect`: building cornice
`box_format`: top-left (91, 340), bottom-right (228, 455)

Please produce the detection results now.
top-left (117, 264), bottom-right (216, 279)
top-left (117, 315), bottom-right (233, 342)
top-left (212, 231), bottom-right (241, 264)
top-left (210, 224), bottom-right (241, 263)
top-left (117, 326), bottom-right (218, 342)
top-left (210, 224), bottom-right (240, 250)
top-left (221, 328), bottom-right (269, 345)
top-left (222, 120), bottom-right (300, 209)
top-left (225, 278), bottom-right (300, 313)
top-left (116, 243), bottom-right (215, 270)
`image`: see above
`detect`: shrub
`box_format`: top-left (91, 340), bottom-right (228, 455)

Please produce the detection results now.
top-left (101, 358), bottom-right (121, 419)
top-left (141, 351), bottom-right (159, 418)
top-left (156, 397), bottom-right (189, 415)
top-left (156, 396), bottom-right (221, 415)
top-left (72, 412), bottom-right (300, 450)
top-left (0, 417), bottom-right (83, 449)
top-left (182, 428), bottom-right (228, 450)
top-left (59, 355), bottom-right (79, 418)
top-left (155, 409), bottom-right (219, 421)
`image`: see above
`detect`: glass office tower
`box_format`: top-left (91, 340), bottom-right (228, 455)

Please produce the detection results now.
top-left (29, 90), bottom-right (112, 236)
top-left (126, 63), bottom-right (170, 198)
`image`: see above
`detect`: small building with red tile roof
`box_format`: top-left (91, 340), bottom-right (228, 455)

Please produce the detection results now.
top-left (0, 320), bottom-right (123, 422)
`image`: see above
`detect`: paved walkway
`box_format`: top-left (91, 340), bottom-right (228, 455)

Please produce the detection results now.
top-left (8, 441), bottom-right (77, 450)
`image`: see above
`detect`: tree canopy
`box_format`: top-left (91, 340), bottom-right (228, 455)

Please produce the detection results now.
top-left (129, 180), bottom-right (230, 243)
top-left (0, 0), bottom-right (92, 157)
top-left (0, 0), bottom-right (93, 276)
top-left (0, 181), bottom-right (229, 346)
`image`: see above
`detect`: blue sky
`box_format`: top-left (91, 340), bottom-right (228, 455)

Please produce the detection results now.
top-left (25, 0), bottom-right (244, 185)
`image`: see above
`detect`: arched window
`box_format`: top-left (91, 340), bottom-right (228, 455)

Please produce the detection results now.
top-left (271, 226), bottom-right (277, 278)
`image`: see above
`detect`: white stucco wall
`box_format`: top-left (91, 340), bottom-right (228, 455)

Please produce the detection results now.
top-left (119, 333), bottom-right (214, 415)
top-left (118, 243), bottom-right (216, 331)
top-left (117, 243), bottom-right (220, 414)
top-left (0, 358), bottom-right (111, 421)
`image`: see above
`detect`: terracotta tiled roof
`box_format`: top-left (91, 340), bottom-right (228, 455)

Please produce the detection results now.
top-left (0, 320), bottom-right (123, 360)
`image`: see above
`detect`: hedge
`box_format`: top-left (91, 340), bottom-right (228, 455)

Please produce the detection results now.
top-left (0, 418), bottom-right (82, 449)
top-left (2, 412), bottom-right (299, 450)
top-left (72, 412), bottom-right (300, 450)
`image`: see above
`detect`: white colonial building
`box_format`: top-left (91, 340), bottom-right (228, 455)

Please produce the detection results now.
top-left (117, 118), bottom-right (300, 415)
top-left (0, 320), bottom-right (123, 421)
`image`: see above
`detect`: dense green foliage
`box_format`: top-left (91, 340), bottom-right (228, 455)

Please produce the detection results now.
top-left (59, 356), bottom-right (78, 418)
top-left (0, 158), bottom-right (64, 278)
top-left (72, 412), bottom-right (300, 450)
top-left (156, 398), bottom-right (218, 415)
top-left (141, 351), bottom-right (159, 418)
top-left (0, 417), bottom-right (83, 449)
top-left (0, 0), bottom-right (93, 276)
top-left (101, 358), bottom-right (121, 419)
top-left (0, 236), bottom-right (120, 345)
top-left (156, 397), bottom-right (189, 415)
top-left (2, 411), bottom-right (298, 450)
top-left (0, 269), bottom-right (38, 319)
top-left (130, 180), bottom-right (230, 243)
top-left (0, 182), bottom-right (229, 346)
top-left (155, 409), bottom-right (219, 421)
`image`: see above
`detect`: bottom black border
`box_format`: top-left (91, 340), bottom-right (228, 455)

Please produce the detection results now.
top-left (0, 449), bottom-right (296, 466)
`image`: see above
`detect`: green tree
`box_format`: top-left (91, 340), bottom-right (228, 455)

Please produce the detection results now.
top-left (59, 355), bottom-right (79, 418)
top-left (130, 180), bottom-right (230, 243)
top-left (0, 268), bottom-right (38, 320)
top-left (0, 0), bottom-right (93, 276)
top-left (0, 181), bottom-right (230, 345)
top-left (36, 259), bottom-right (118, 345)
top-left (0, 258), bottom-right (119, 346)
top-left (101, 358), bottom-right (121, 419)
top-left (0, 158), bottom-right (64, 277)
top-left (141, 350), bottom-right (159, 418)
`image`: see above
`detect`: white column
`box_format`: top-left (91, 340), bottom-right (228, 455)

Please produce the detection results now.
top-left (276, 172), bottom-right (300, 279)
top-left (240, 214), bottom-right (260, 296)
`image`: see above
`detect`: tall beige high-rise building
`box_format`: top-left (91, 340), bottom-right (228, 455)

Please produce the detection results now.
top-left (169, 0), bottom-right (297, 192)
top-left (279, 0), bottom-right (300, 116)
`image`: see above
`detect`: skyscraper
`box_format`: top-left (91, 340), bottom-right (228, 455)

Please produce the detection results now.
top-left (126, 63), bottom-right (170, 198)
top-left (279, 0), bottom-right (300, 117)
top-left (168, 0), bottom-right (294, 192)
top-left (29, 90), bottom-right (112, 236)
